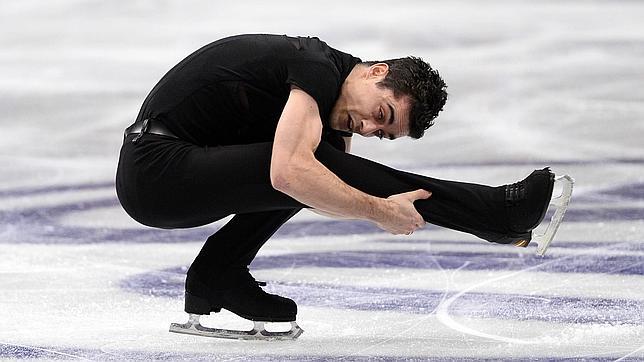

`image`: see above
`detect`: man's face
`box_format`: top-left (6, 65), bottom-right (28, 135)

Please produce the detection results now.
top-left (330, 64), bottom-right (411, 140)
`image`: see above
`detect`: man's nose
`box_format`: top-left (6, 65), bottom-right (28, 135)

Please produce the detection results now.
top-left (360, 119), bottom-right (378, 135)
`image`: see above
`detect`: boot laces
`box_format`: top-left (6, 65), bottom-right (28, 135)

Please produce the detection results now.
top-left (505, 181), bottom-right (526, 206)
top-left (238, 267), bottom-right (267, 288)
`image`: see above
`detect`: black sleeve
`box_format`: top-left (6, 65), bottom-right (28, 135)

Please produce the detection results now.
top-left (285, 58), bottom-right (341, 121)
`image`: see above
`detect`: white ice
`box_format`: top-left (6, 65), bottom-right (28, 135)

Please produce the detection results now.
top-left (1, 0), bottom-right (643, 360)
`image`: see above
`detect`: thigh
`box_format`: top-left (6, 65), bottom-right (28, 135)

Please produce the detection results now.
top-left (117, 134), bottom-right (305, 228)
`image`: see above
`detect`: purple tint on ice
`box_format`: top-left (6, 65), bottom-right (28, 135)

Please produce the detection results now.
top-left (120, 263), bottom-right (644, 326)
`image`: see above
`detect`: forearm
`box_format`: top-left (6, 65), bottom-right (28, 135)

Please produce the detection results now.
top-left (309, 208), bottom-right (356, 220)
top-left (273, 156), bottom-right (390, 223)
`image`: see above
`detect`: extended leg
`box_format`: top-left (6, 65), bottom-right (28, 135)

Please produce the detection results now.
top-left (117, 136), bottom-right (554, 244)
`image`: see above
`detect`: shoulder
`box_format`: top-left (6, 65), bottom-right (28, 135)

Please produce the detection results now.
top-left (281, 36), bottom-right (360, 118)
top-left (284, 36), bottom-right (359, 68)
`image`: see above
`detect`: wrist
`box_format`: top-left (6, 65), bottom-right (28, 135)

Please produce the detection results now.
top-left (364, 196), bottom-right (392, 223)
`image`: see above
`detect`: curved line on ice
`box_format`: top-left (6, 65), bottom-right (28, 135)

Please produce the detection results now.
top-left (435, 254), bottom-right (575, 345)
top-left (615, 342), bottom-right (644, 361)
top-left (0, 341), bottom-right (88, 360)
top-left (340, 243), bottom-right (455, 360)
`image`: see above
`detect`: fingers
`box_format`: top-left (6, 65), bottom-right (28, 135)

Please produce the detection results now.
top-left (408, 189), bottom-right (429, 232)
top-left (397, 219), bottom-right (426, 236)
top-left (379, 189), bottom-right (431, 235)
top-left (386, 222), bottom-right (425, 235)
top-left (406, 189), bottom-right (432, 201)
top-left (381, 221), bottom-right (422, 235)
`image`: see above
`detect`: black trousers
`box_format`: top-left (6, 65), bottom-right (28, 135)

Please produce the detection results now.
top-left (116, 134), bottom-right (519, 285)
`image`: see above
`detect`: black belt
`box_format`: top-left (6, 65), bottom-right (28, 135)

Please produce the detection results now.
top-left (125, 118), bottom-right (177, 143)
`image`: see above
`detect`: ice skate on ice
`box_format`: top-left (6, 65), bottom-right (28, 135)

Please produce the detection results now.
top-left (169, 314), bottom-right (303, 341)
top-left (169, 267), bottom-right (303, 340)
top-left (504, 168), bottom-right (574, 256)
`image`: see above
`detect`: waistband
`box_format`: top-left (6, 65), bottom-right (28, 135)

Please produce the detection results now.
top-left (125, 118), bottom-right (177, 143)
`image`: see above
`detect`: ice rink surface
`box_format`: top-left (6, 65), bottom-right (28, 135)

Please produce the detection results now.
top-left (1, 0), bottom-right (643, 360)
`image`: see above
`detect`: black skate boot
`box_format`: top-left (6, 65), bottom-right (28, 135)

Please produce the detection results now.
top-left (502, 167), bottom-right (555, 247)
top-left (169, 267), bottom-right (303, 340)
top-left (184, 266), bottom-right (297, 322)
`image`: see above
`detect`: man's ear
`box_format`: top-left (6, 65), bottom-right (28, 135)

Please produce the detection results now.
top-left (367, 63), bottom-right (389, 79)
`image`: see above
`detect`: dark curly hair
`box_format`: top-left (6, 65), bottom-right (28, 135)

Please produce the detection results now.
top-left (363, 57), bottom-right (447, 139)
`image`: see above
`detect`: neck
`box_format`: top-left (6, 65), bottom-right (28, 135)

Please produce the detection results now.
top-left (344, 63), bottom-right (367, 85)
top-left (338, 64), bottom-right (367, 104)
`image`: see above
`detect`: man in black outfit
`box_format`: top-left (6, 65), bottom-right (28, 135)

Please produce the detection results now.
top-left (116, 34), bottom-right (556, 338)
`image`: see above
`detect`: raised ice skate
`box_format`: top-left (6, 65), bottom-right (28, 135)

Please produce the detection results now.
top-left (505, 168), bottom-right (574, 256)
top-left (533, 175), bottom-right (574, 256)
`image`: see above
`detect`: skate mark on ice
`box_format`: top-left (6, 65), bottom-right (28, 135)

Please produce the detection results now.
top-left (615, 343), bottom-right (644, 362)
top-left (435, 255), bottom-right (574, 345)
top-left (0, 341), bottom-right (87, 360)
top-left (341, 250), bottom-right (455, 359)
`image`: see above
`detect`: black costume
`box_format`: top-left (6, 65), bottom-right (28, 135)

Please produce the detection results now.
top-left (116, 35), bottom-right (552, 321)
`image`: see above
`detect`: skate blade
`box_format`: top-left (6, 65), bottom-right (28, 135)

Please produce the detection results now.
top-left (534, 175), bottom-right (574, 257)
top-left (169, 314), bottom-right (304, 341)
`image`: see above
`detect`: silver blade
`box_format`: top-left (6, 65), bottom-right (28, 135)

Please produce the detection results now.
top-left (169, 314), bottom-right (304, 341)
top-left (534, 175), bottom-right (575, 256)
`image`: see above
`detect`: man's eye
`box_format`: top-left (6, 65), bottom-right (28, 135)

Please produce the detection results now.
top-left (379, 108), bottom-right (384, 121)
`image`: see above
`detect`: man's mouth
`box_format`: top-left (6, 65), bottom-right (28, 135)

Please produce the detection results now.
top-left (347, 115), bottom-right (353, 133)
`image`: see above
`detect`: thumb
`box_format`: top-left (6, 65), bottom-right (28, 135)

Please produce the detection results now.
top-left (408, 189), bottom-right (432, 201)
